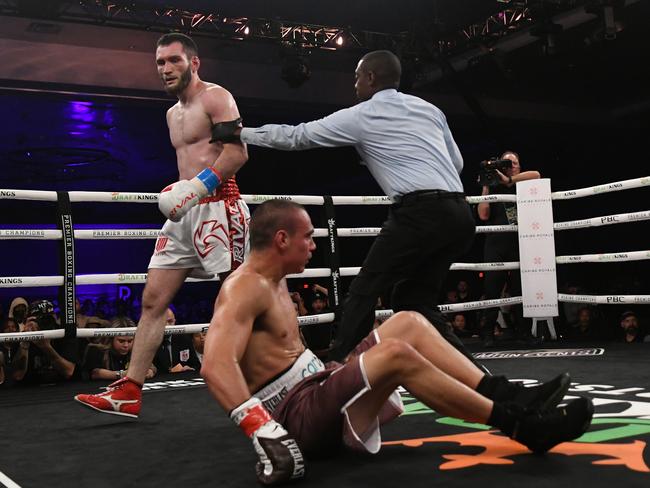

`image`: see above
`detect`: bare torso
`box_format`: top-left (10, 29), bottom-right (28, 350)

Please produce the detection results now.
top-left (167, 82), bottom-right (226, 180)
top-left (227, 266), bottom-right (306, 393)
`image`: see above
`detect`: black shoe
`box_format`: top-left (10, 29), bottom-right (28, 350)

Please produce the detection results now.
top-left (510, 373), bottom-right (571, 412)
top-left (512, 397), bottom-right (594, 453)
top-left (480, 373), bottom-right (571, 412)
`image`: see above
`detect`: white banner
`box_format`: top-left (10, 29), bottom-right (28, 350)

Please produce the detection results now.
top-left (517, 179), bottom-right (558, 317)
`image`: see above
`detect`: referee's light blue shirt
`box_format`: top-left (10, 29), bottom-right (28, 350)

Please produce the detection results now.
top-left (239, 88), bottom-right (464, 198)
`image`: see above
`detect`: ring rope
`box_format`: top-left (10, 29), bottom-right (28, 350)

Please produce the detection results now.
top-left (3, 291), bottom-right (650, 344)
top-left (3, 247), bottom-right (650, 288)
top-left (3, 209), bottom-right (650, 241)
top-left (2, 176), bottom-right (648, 343)
top-left (2, 175), bottom-right (648, 206)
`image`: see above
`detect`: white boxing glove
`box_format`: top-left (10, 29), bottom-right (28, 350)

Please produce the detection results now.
top-left (158, 167), bottom-right (223, 222)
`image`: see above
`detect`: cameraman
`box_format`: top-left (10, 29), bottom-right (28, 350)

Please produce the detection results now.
top-left (11, 300), bottom-right (78, 384)
top-left (477, 151), bottom-right (540, 346)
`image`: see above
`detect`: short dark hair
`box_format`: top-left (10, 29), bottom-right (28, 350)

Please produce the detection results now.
top-left (359, 50), bottom-right (401, 88)
top-left (501, 150), bottom-right (520, 161)
top-left (157, 33), bottom-right (198, 58)
top-left (620, 311), bottom-right (637, 322)
top-left (250, 200), bottom-right (305, 250)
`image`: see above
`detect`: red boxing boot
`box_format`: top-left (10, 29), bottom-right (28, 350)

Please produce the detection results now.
top-left (75, 377), bottom-right (142, 418)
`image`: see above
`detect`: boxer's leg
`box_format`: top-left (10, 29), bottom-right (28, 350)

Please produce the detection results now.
top-left (127, 267), bottom-right (191, 382)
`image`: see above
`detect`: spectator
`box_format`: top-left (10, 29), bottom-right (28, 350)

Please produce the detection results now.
top-left (11, 300), bottom-right (78, 384)
top-left (309, 284), bottom-right (331, 315)
top-left (619, 311), bottom-right (648, 343)
top-left (456, 280), bottom-right (473, 302)
top-left (170, 330), bottom-right (207, 373)
top-left (7, 297), bottom-right (28, 331)
top-left (451, 313), bottom-right (472, 338)
top-left (154, 307), bottom-right (177, 373)
top-left (477, 150), bottom-right (541, 346)
top-left (565, 307), bottom-right (602, 342)
top-left (289, 291), bottom-right (308, 317)
top-left (82, 317), bottom-right (156, 381)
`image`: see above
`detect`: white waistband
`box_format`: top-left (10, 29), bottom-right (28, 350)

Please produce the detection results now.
top-left (253, 348), bottom-right (325, 413)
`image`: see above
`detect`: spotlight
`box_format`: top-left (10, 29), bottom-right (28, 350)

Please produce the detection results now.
top-left (243, 25), bottom-right (250, 36)
top-left (335, 35), bottom-right (344, 47)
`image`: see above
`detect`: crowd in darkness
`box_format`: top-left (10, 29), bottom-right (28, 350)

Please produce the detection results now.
top-left (2, 268), bottom-right (647, 389)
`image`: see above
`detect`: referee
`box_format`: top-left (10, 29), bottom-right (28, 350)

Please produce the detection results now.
top-left (212, 50), bottom-right (481, 367)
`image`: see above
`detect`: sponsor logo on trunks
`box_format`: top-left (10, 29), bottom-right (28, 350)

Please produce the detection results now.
top-left (387, 379), bottom-right (650, 473)
top-left (193, 220), bottom-right (228, 259)
top-left (225, 200), bottom-right (246, 268)
top-left (154, 236), bottom-right (169, 255)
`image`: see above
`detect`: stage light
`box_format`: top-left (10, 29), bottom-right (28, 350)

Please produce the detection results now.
top-left (335, 35), bottom-right (344, 46)
top-left (243, 25), bottom-right (250, 36)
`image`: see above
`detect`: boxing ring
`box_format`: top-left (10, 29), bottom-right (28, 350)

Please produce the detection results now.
top-left (1, 176), bottom-right (650, 487)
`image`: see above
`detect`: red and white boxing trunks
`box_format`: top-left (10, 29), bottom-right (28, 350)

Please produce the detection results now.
top-left (149, 180), bottom-right (250, 278)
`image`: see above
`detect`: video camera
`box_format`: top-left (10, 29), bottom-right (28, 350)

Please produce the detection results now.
top-left (478, 158), bottom-right (512, 187)
top-left (27, 300), bottom-right (59, 330)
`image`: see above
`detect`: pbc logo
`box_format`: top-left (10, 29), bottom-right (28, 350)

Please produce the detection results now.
top-left (194, 220), bottom-right (228, 258)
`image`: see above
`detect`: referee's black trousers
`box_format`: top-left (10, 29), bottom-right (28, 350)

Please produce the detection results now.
top-left (328, 190), bottom-right (482, 369)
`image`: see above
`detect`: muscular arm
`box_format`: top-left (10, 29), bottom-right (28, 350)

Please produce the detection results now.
top-left (203, 86), bottom-right (248, 180)
top-left (240, 105), bottom-right (362, 151)
top-left (201, 274), bottom-right (269, 412)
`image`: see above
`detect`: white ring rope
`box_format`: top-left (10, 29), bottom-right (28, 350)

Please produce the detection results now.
top-left (1, 176), bottom-right (649, 344)
top-left (1, 291), bottom-right (649, 344)
top-left (0, 296), bottom-right (522, 343)
top-left (2, 175), bottom-right (648, 205)
top-left (3, 209), bottom-right (650, 241)
top-left (4, 248), bottom-right (650, 288)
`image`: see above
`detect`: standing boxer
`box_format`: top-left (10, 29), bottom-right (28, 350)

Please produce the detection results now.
top-left (75, 33), bottom-right (249, 417)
